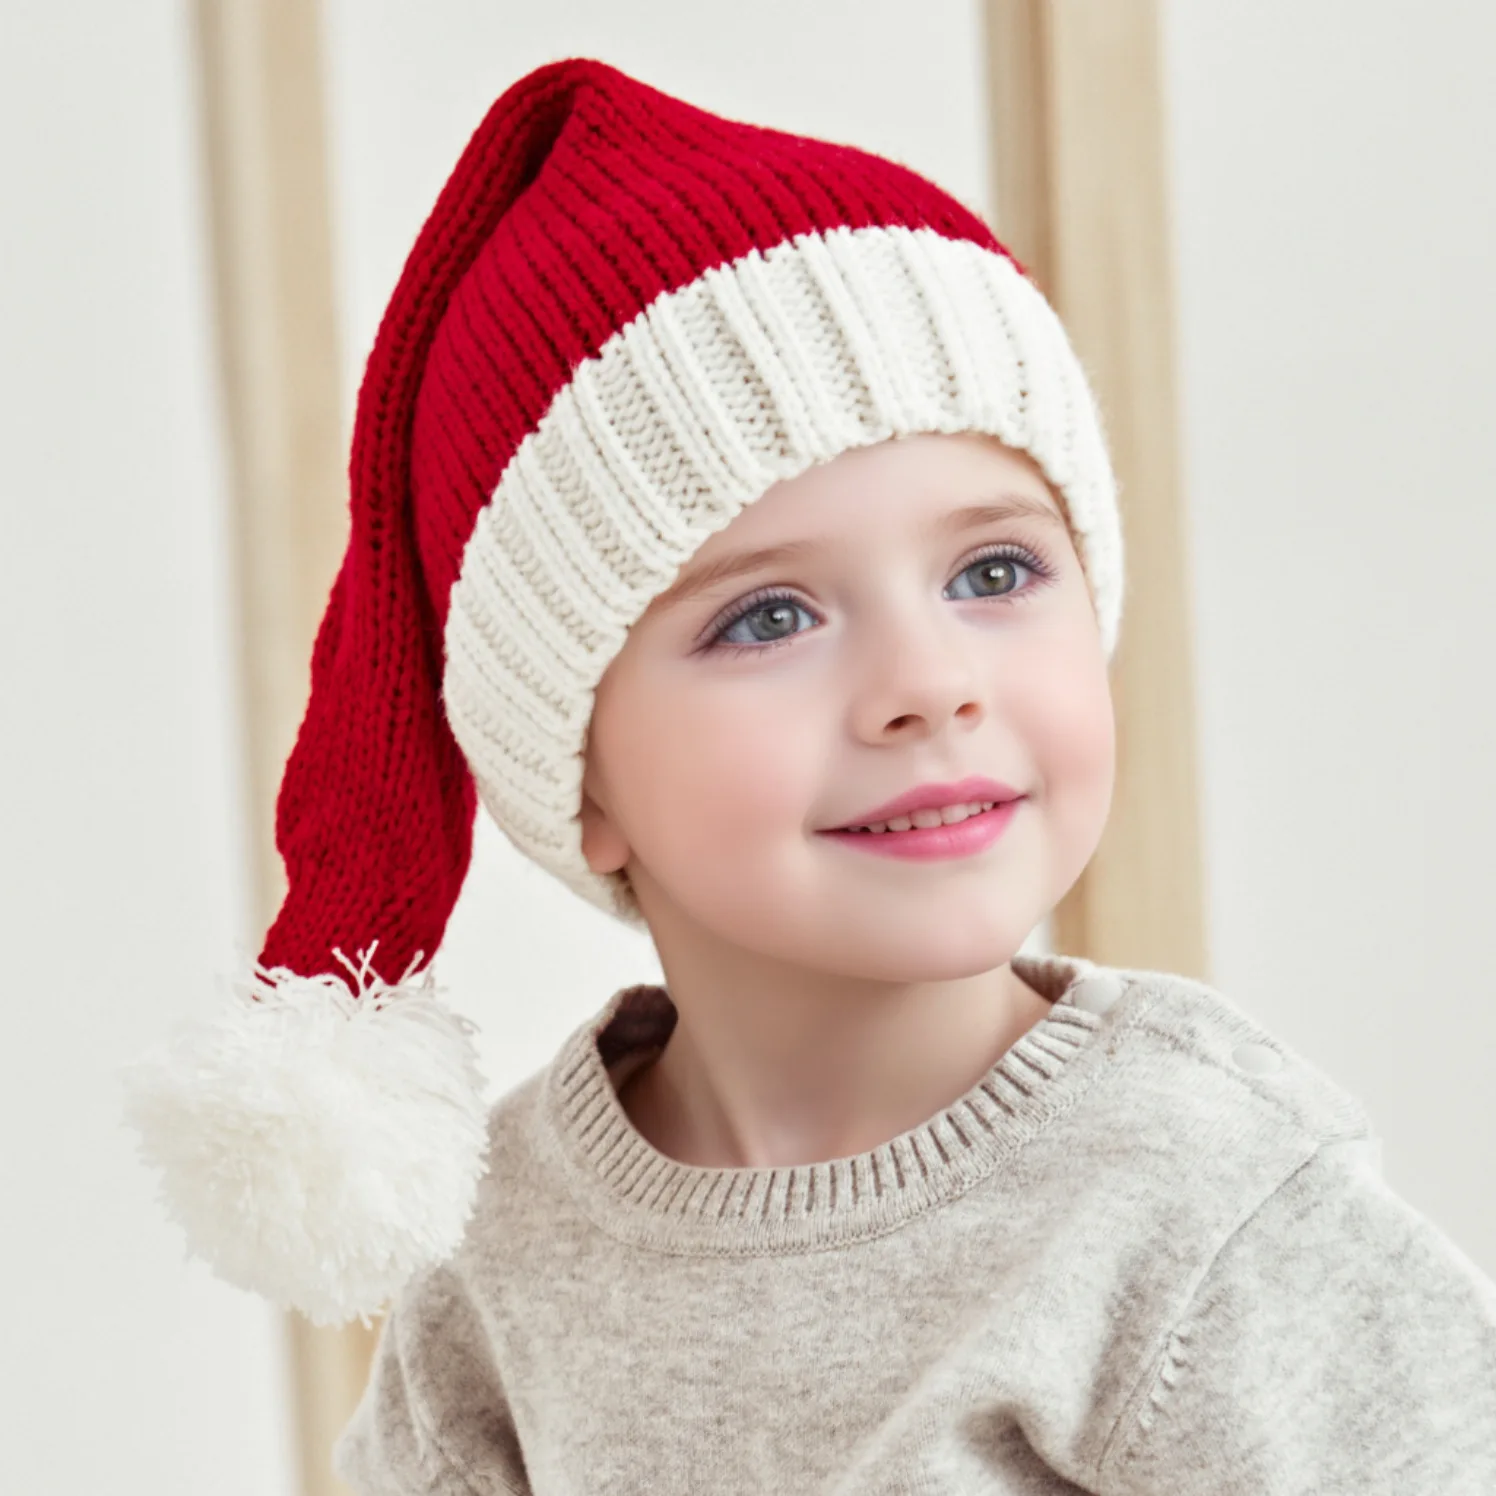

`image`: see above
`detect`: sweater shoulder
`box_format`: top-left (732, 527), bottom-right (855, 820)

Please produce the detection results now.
top-left (1017, 963), bottom-right (1385, 1481)
top-left (482, 1060), bottom-right (557, 1208)
top-left (1104, 962), bottom-right (1376, 1149)
top-left (439, 1057), bottom-right (574, 1286)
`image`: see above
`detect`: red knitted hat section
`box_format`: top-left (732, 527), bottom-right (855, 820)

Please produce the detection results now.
top-left (256, 57), bottom-right (1015, 990)
top-left (255, 67), bottom-right (595, 985)
top-left (407, 57), bottom-right (1015, 623)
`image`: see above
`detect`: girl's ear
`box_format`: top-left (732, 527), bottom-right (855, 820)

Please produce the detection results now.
top-left (578, 783), bottom-right (631, 876)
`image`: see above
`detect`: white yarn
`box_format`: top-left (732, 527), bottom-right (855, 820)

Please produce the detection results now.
top-left (117, 944), bottom-right (490, 1327)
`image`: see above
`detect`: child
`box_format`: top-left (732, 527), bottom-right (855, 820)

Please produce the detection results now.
top-left (121, 57), bottom-right (1496, 1492)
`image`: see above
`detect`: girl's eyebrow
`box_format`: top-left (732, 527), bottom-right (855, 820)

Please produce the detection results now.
top-left (654, 493), bottom-right (1067, 612)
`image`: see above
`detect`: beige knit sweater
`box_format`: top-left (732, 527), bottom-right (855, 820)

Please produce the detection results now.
top-left (333, 951), bottom-right (1496, 1493)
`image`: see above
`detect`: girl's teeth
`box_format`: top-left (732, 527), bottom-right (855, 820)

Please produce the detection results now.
top-left (850, 800), bottom-right (997, 834)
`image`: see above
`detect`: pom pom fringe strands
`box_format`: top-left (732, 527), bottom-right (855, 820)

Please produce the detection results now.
top-left (117, 945), bottom-right (490, 1327)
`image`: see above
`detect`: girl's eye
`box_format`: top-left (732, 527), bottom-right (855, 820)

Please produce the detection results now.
top-left (699, 543), bottom-right (1056, 656)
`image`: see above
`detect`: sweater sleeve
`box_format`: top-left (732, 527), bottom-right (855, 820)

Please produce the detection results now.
top-left (332, 1262), bottom-right (531, 1496)
top-left (1099, 1136), bottom-right (1496, 1494)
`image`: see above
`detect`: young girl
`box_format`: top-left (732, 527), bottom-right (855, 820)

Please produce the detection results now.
top-left (121, 56), bottom-right (1496, 1493)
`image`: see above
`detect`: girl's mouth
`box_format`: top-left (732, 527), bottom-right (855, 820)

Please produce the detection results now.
top-left (817, 797), bottom-right (1024, 862)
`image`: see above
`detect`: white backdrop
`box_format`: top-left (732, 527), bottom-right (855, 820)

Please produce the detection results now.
top-left (4, 2), bottom-right (1492, 1490)
top-left (0, 3), bottom-right (293, 1492)
top-left (1161, 0), bottom-right (1496, 1249)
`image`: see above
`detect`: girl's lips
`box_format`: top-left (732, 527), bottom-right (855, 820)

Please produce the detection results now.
top-left (828, 775), bottom-right (1023, 830)
top-left (816, 797), bottom-right (1023, 861)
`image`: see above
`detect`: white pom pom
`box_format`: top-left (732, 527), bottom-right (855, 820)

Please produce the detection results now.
top-left (118, 944), bottom-right (490, 1327)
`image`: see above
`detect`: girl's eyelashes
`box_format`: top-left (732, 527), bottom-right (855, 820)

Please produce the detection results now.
top-left (695, 541), bottom-right (1058, 657)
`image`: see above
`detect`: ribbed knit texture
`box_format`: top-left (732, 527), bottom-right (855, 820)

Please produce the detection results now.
top-left (549, 967), bottom-right (1098, 1247)
top-left (333, 953), bottom-right (1496, 1493)
top-left (408, 63), bottom-right (1008, 616)
top-left (256, 55), bottom-right (1123, 985)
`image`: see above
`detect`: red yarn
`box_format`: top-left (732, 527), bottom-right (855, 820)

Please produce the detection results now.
top-left (257, 57), bottom-right (1017, 991)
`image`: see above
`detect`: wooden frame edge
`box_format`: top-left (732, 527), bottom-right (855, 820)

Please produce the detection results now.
top-left (981, 0), bottom-right (1211, 979)
top-left (188, 2), bottom-right (373, 1492)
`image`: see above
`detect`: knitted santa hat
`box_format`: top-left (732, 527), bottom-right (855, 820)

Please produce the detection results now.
top-left (119, 57), bottom-right (1123, 1326)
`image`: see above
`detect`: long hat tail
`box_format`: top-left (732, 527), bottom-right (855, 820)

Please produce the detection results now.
top-left (115, 68), bottom-right (600, 1327)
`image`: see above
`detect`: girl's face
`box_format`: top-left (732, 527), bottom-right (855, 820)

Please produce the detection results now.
top-left (579, 431), bottom-right (1115, 985)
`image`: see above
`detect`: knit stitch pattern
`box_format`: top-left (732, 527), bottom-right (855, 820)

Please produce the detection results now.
top-left (332, 954), bottom-right (1496, 1492)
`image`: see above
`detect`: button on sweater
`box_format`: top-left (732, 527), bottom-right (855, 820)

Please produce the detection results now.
top-left (333, 951), bottom-right (1496, 1493)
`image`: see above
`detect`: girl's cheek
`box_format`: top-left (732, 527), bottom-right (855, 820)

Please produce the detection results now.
top-left (1049, 676), bottom-right (1117, 826)
top-left (669, 701), bottom-right (818, 832)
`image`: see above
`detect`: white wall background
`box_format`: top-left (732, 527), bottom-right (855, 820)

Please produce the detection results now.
top-left (1160, 0), bottom-right (1496, 1255)
top-left (4, 1), bottom-right (1491, 1490)
top-left (0, 3), bottom-right (297, 1493)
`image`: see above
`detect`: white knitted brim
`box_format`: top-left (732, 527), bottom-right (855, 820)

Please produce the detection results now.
top-left (440, 223), bottom-right (1123, 926)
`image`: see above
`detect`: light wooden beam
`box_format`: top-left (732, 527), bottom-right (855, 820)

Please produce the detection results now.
top-left (983, 0), bottom-right (1210, 979)
top-left (188, 2), bottom-right (374, 1492)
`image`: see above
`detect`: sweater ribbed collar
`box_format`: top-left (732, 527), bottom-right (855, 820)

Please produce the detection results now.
top-left (541, 951), bottom-right (1110, 1254)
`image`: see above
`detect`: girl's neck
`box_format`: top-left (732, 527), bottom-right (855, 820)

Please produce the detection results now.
top-left (611, 962), bottom-right (1055, 1171)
